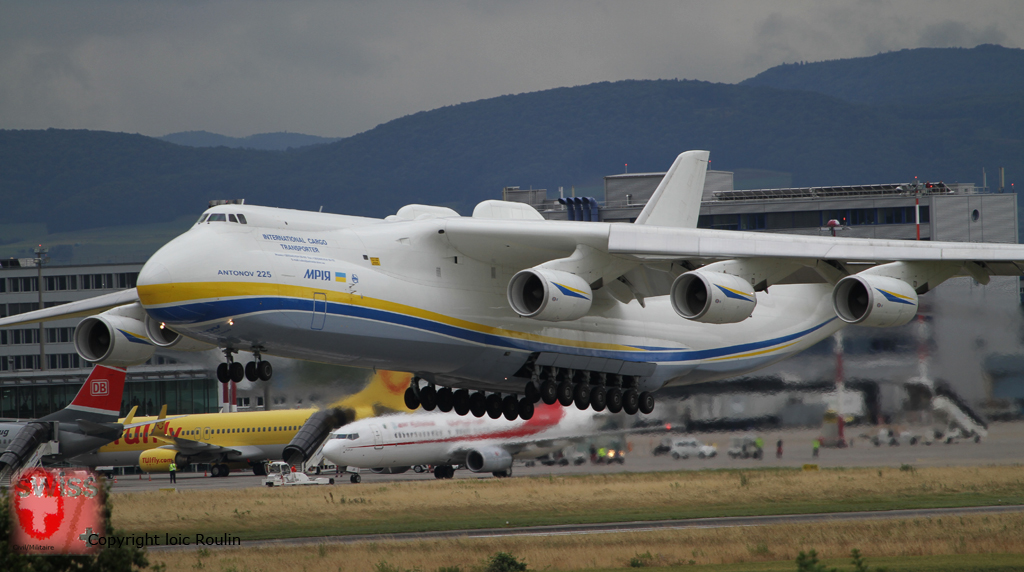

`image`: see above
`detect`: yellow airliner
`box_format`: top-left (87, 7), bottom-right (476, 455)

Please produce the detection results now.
top-left (70, 370), bottom-right (411, 477)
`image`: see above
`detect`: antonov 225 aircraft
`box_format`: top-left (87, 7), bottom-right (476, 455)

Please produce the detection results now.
top-left (6, 150), bottom-right (1024, 425)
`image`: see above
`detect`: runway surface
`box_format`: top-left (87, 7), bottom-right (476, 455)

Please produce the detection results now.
top-left (111, 421), bottom-right (1024, 493)
top-left (148, 504), bottom-right (1024, 552)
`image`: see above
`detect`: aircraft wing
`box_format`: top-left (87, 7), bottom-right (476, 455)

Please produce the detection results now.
top-left (442, 218), bottom-right (1024, 300)
top-left (0, 288), bottom-right (139, 328)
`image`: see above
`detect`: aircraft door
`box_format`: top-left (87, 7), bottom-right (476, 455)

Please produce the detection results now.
top-left (370, 424), bottom-right (383, 450)
top-left (311, 293), bottom-right (327, 330)
top-left (203, 427), bottom-right (211, 440)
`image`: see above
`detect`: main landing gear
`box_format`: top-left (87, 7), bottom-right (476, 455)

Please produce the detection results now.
top-left (402, 371), bottom-right (655, 420)
top-left (216, 348), bottom-right (273, 383)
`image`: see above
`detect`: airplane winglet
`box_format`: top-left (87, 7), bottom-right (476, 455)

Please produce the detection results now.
top-left (123, 405), bottom-right (138, 425)
top-left (154, 404), bottom-right (168, 433)
top-left (634, 150), bottom-right (710, 228)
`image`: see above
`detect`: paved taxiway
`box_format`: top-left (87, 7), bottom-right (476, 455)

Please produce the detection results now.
top-left (148, 504), bottom-right (1024, 552)
top-left (109, 421), bottom-right (1024, 493)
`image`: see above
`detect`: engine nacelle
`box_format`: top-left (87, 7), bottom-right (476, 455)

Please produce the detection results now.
top-left (144, 316), bottom-right (216, 351)
top-left (75, 306), bottom-right (155, 367)
top-left (832, 274), bottom-right (919, 327)
top-left (670, 271), bottom-right (757, 324)
top-left (507, 268), bottom-right (592, 321)
top-left (465, 445), bottom-right (513, 473)
top-left (139, 448), bottom-right (184, 473)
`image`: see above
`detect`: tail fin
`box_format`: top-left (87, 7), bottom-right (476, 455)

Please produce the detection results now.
top-left (634, 150), bottom-right (710, 228)
top-left (46, 365), bottom-right (127, 423)
top-left (331, 370), bottom-right (414, 420)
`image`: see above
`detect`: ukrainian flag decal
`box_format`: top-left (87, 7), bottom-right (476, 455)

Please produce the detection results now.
top-left (875, 288), bottom-right (915, 305)
top-left (551, 282), bottom-right (590, 301)
top-left (335, 272), bottom-right (347, 283)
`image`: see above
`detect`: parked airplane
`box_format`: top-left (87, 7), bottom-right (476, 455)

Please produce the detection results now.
top-left (71, 369), bottom-right (411, 476)
top-left (4, 150), bottom-right (1024, 425)
top-left (0, 365), bottom-right (131, 476)
top-left (321, 402), bottom-right (608, 482)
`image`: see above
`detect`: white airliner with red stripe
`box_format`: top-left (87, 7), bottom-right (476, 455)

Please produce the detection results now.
top-left (321, 402), bottom-right (604, 480)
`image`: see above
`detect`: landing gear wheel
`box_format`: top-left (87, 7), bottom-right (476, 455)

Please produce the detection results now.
top-left (485, 394), bottom-right (504, 419)
top-left (638, 391), bottom-right (655, 415)
top-left (209, 464), bottom-right (221, 477)
top-left (540, 380), bottom-right (558, 405)
top-left (257, 360), bottom-right (273, 381)
top-left (436, 387), bottom-right (454, 412)
top-left (404, 386), bottom-right (421, 410)
top-left (229, 362), bottom-right (245, 383)
top-left (244, 362), bottom-right (258, 382)
top-left (444, 465), bottom-right (455, 478)
top-left (492, 469), bottom-right (511, 478)
top-left (502, 395), bottom-right (520, 421)
top-left (217, 464), bottom-right (230, 477)
top-left (453, 389), bottom-right (471, 416)
top-left (350, 473), bottom-right (361, 484)
top-left (590, 386), bottom-right (607, 412)
top-left (606, 388), bottom-right (623, 413)
top-left (433, 466), bottom-right (445, 479)
top-left (556, 381), bottom-right (574, 407)
top-left (518, 398), bottom-right (535, 420)
top-left (420, 386), bottom-right (437, 411)
top-left (217, 363), bottom-right (230, 383)
top-left (573, 383), bottom-right (591, 410)
top-left (524, 381), bottom-right (540, 403)
top-left (622, 389), bottom-right (640, 415)
top-left (469, 392), bottom-right (487, 418)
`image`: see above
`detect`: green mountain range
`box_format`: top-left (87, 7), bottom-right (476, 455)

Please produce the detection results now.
top-left (1, 45), bottom-right (1021, 263)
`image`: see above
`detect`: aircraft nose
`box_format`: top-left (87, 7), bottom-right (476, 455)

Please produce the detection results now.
top-left (321, 438), bottom-right (345, 465)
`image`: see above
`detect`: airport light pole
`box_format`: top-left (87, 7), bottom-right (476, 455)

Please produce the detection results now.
top-left (34, 245), bottom-right (48, 371)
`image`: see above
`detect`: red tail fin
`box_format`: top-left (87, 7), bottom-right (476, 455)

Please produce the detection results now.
top-left (66, 365), bottom-right (127, 418)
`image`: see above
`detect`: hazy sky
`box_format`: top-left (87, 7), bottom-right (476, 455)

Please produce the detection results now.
top-left (1, 1), bottom-right (1019, 138)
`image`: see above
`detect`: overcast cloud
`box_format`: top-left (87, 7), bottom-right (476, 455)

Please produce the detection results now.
top-left (0, 0), bottom-right (1020, 138)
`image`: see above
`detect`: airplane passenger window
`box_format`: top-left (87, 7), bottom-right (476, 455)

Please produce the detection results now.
top-left (208, 213), bottom-right (227, 222)
top-left (237, 214), bottom-right (247, 224)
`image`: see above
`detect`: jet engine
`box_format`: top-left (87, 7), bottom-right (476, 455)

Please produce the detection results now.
top-left (832, 274), bottom-right (918, 327)
top-left (74, 304), bottom-right (155, 367)
top-left (465, 445), bottom-right (513, 473)
top-left (507, 268), bottom-right (592, 321)
top-left (144, 316), bottom-right (216, 351)
top-left (670, 271), bottom-right (757, 324)
top-left (138, 447), bottom-right (184, 473)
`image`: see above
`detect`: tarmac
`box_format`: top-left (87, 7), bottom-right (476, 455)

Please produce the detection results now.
top-left (107, 420), bottom-right (1024, 493)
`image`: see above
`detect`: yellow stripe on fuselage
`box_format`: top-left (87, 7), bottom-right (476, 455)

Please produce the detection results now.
top-left (105, 409), bottom-right (316, 452)
top-left (706, 340), bottom-right (801, 362)
top-left (137, 282), bottom-right (656, 353)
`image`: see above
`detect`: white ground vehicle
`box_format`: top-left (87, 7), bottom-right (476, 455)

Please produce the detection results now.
top-left (670, 438), bottom-right (717, 459)
top-left (264, 461), bottom-right (335, 486)
top-left (727, 435), bottom-right (763, 459)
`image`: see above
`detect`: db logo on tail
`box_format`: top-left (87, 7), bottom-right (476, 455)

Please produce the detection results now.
top-left (91, 380), bottom-right (109, 396)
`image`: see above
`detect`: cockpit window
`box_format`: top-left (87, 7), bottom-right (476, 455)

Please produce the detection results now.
top-left (197, 214), bottom-right (209, 224)
top-left (208, 213), bottom-right (227, 222)
top-left (237, 214), bottom-right (247, 224)
top-left (228, 214), bottom-right (238, 223)
top-left (334, 433), bottom-right (359, 440)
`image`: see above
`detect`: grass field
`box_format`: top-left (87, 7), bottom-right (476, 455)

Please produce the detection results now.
top-left (147, 513), bottom-right (1024, 572)
top-left (113, 465), bottom-right (1024, 541)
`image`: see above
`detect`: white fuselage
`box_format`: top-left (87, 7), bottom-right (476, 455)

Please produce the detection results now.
top-left (321, 403), bottom-right (599, 469)
top-left (136, 204), bottom-right (843, 395)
